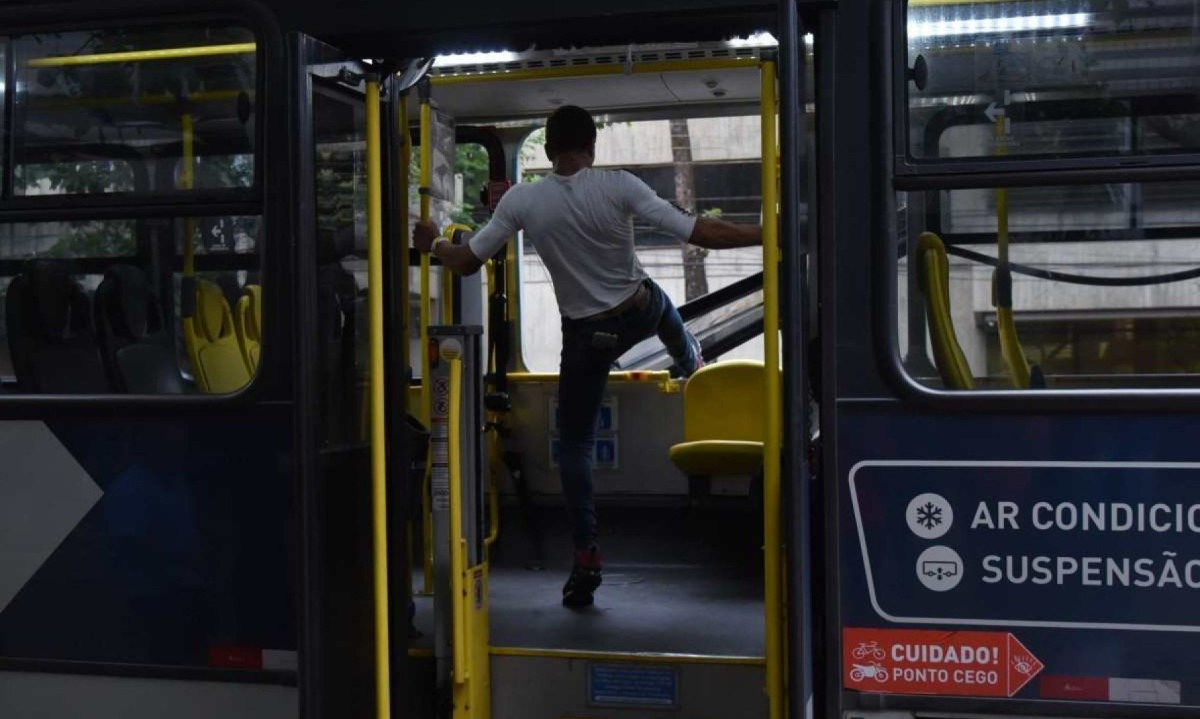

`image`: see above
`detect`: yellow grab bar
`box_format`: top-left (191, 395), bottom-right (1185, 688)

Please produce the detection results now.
top-left (506, 370), bottom-right (670, 384)
top-left (399, 89), bottom-right (416, 602)
top-left (419, 82), bottom-right (435, 594)
top-left (760, 57), bottom-right (784, 719)
top-left (993, 114), bottom-right (1032, 389)
top-left (366, 77), bottom-right (392, 719)
top-left (448, 358), bottom-right (470, 683)
top-left (27, 42), bottom-right (256, 68)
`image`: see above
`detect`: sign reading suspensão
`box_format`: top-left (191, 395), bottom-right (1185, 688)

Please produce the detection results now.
top-left (844, 460), bottom-right (1200, 701)
top-left (849, 461), bottom-right (1200, 630)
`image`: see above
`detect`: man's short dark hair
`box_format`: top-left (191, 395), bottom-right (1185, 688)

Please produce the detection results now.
top-left (545, 105), bottom-right (596, 159)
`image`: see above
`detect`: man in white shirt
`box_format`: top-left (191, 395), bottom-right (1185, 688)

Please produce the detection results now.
top-left (414, 105), bottom-right (761, 607)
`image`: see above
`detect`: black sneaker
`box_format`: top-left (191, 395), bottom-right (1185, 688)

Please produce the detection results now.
top-left (562, 546), bottom-right (603, 607)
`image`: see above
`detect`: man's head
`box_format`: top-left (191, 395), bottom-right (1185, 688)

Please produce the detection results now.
top-left (545, 105), bottom-right (596, 164)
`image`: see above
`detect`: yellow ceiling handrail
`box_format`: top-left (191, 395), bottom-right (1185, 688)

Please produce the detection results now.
top-left (27, 42), bottom-right (255, 68)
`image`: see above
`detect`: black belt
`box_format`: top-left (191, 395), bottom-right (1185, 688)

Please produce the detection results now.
top-left (578, 281), bottom-right (650, 322)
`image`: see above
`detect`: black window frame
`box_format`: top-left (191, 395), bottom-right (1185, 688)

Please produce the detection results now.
top-left (878, 0), bottom-right (1200, 412)
top-left (892, 0), bottom-right (1200, 180)
top-left (0, 0), bottom-right (280, 408)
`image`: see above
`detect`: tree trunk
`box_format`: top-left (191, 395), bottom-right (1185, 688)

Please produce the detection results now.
top-left (670, 118), bottom-right (709, 301)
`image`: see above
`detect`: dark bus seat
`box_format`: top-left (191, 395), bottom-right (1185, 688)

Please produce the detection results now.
top-left (183, 278), bottom-right (252, 393)
top-left (94, 265), bottom-right (184, 394)
top-left (6, 259), bottom-right (108, 393)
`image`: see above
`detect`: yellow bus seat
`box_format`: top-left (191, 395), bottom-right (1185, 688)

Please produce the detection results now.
top-left (184, 279), bottom-right (252, 393)
top-left (668, 360), bottom-right (765, 477)
top-left (916, 232), bottom-right (975, 390)
top-left (235, 284), bottom-right (262, 373)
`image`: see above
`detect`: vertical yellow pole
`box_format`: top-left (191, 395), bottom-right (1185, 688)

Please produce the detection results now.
top-left (419, 84), bottom-right (435, 593)
top-left (399, 91), bottom-right (416, 602)
top-left (760, 58), bottom-right (784, 719)
top-left (995, 117), bottom-right (1008, 267)
top-left (179, 113), bottom-right (202, 390)
top-left (181, 114), bottom-right (195, 275)
top-left (366, 77), bottom-right (392, 719)
top-left (447, 359), bottom-right (469, 685)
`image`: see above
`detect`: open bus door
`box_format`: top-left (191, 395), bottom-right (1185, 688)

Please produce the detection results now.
top-left (400, 10), bottom-right (817, 715)
top-left (295, 34), bottom-right (431, 719)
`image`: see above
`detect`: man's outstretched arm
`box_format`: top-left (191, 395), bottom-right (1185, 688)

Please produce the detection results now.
top-left (687, 216), bottom-right (762, 249)
top-left (413, 220), bottom-right (485, 275)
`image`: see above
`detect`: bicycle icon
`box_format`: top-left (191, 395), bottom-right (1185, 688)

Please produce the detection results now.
top-left (851, 641), bottom-right (886, 661)
top-left (850, 663), bottom-right (890, 683)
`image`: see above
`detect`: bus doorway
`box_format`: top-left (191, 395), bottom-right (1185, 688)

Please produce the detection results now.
top-left (401, 22), bottom-right (812, 719)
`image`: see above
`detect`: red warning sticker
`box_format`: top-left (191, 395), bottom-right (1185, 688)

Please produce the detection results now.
top-left (844, 628), bottom-right (1044, 698)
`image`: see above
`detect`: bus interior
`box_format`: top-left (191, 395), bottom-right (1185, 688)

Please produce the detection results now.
top-left (5, 1), bottom-right (1200, 718)
top-left (397, 35), bottom-right (793, 718)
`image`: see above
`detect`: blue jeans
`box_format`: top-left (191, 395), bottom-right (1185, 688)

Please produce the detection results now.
top-left (558, 279), bottom-right (698, 550)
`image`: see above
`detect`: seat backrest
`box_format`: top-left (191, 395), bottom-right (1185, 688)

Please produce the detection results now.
top-left (183, 278), bottom-right (252, 393)
top-left (94, 264), bottom-right (183, 394)
top-left (682, 360), bottom-right (765, 443)
top-left (6, 259), bottom-right (108, 393)
top-left (234, 284), bottom-right (262, 374)
top-left (916, 232), bottom-right (975, 390)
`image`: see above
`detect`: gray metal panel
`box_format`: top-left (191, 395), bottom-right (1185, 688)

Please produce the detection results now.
top-left (428, 328), bottom-right (485, 690)
top-left (507, 379), bottom-right (687, 496)
top-left (0, 672), bottom-right (297, 719)
top-left (490, 655), bottom-right (767, 719)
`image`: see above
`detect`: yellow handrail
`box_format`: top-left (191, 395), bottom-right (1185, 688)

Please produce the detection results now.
top-left (992, 114), bottom-right (1032, 389)
top-left (441, 223), bottom-right (475, 326)
top-left (448, 358), bottom-right (470, 684)
top-left (506, 370), bottom-right (670, 384)
top-left (399, 90), bottom-right (415, 600)
top-left (431, 56), bottom-right (760, 86)
top-left (759, 57), bottom-right (784, 719)
top-left (28, 42), bottom-right (256, 68)
top-left (419, 84), bottom-right (435, 594)
top-left (181, 113), bottom-right (195, 275)
top-left (365, 77), bottom-right (392, 719)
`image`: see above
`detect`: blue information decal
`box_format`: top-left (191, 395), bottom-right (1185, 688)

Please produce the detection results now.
top-left (589, 663), bottom-right (678, 708)
top-left (850, 460), bottom-right (1200, 631)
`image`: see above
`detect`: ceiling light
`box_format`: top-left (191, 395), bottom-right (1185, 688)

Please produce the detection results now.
top-left (908, 12), bottom-right (1092, 40)
top-left (435, 50), bottom-right (519, 68)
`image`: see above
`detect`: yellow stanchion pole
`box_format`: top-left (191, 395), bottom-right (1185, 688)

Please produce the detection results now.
top-left (760, 57), bottom-right (784, 719)
top-left (365, 77), bottom-right (392, 719)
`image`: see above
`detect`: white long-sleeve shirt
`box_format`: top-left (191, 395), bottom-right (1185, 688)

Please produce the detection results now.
top-left (467, 168), bottom-right (697, 319)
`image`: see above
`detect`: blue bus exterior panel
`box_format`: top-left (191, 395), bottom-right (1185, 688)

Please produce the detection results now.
top-left (0, 415), bottom-right (294, 671)
top-left (839, 407), bottom-right (1200, 710)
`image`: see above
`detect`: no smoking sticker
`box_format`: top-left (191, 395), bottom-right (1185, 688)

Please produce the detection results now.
top-left (844, 627), bottom-right (1043, 698)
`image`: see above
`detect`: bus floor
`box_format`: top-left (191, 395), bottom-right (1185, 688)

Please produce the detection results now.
top-left (409, 504), bottom-right (765, 657)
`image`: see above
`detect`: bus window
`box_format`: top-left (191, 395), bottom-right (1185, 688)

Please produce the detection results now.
top-left (516, 116), bottom-right (765, 371)
top-left (13, 23), bottom-right (256, 195)
top-left (898, 181), bottom-right (1200, 388)
top-left (905, 2), bottom-right (1200, 162)
top-left (0, 215), bottom-right (260, 395)
top-left (312, 83), bottom-right (367, 444)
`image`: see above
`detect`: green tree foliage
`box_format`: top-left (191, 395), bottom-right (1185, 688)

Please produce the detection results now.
top-left (451, 143), bottom-right (491, 227)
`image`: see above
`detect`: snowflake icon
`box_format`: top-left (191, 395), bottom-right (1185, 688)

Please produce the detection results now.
top-left (916, 501), bottom-right (943, 530)
top-left (906, 493), bottom-right (953, 538)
